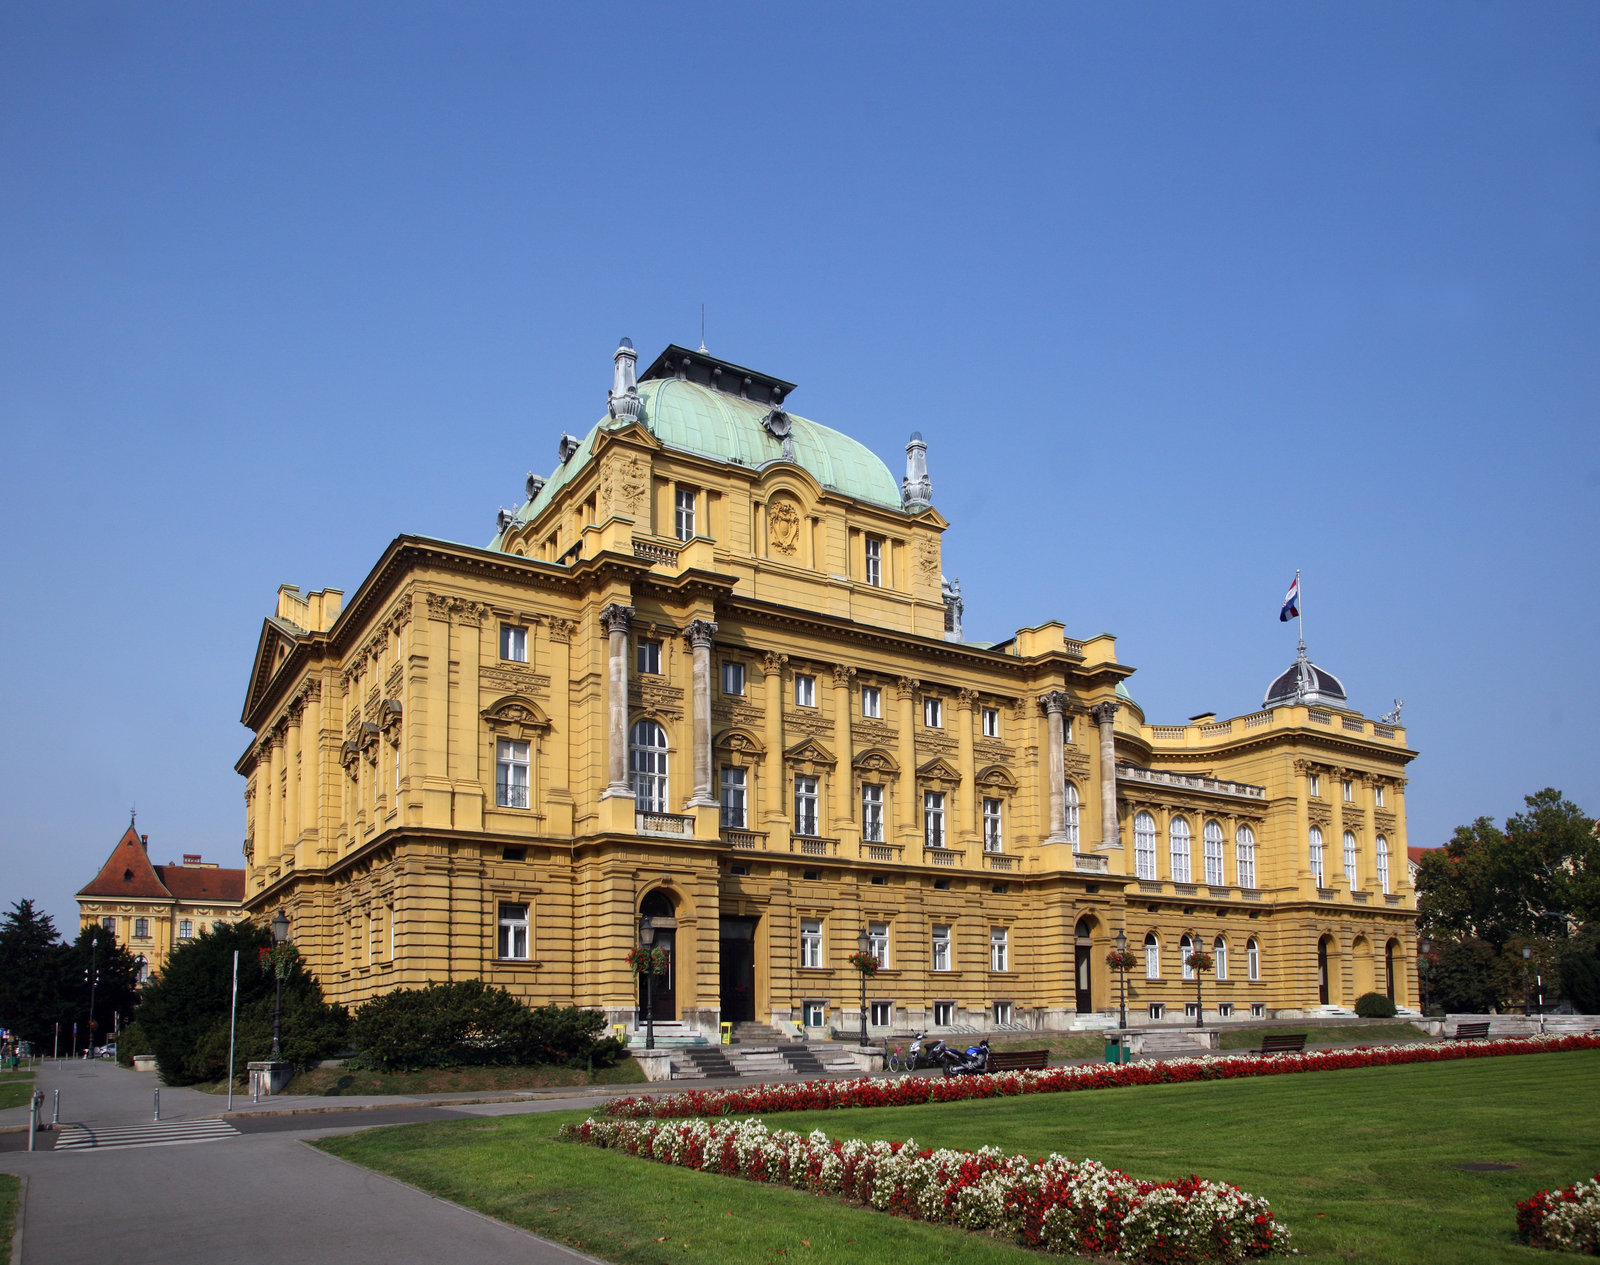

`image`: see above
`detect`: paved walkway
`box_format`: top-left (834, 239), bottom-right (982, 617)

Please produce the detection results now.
top-left (0, 1060), bottom-right (612, 1265)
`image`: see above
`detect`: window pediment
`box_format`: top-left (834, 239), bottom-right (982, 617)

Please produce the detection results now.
top-left (916, 756), bottom-right (962, 787)
top-left (784, 736), bottom-right (836, 771)
top-left (852, 747), bottom-right (899, 776)
top-left (482, 695), bottom-right (551, 742)
top-left (714, 727), bottom-right (766, 765)
top-left (975, 764), bottom-right (1018, 792)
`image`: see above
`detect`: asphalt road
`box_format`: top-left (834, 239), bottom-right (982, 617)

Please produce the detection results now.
top-left (0, 1061), bottom-right (610, 1265)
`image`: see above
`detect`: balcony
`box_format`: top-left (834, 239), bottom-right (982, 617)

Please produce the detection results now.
top-left (984, 852), bottom-right (1017, 872)
top-left (721, 829), bottom-right (769, 851)
top-left (790, 835), bottom-right (839, 857)
top-left (637, 811), bottom-right (693, 837)
top-left (924, 847), bottom-right (962, 867)
top-left (1115, 764), bottom-right (1266, 801)
top-left (858, 840), bottom-right (904, 864)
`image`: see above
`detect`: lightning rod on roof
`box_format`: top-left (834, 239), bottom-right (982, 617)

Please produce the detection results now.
top-left (698, 304), bottom-right (708, 354)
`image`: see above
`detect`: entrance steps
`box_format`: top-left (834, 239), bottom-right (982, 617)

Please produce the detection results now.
top-left (668, 1041), bottom-right (843, 1081)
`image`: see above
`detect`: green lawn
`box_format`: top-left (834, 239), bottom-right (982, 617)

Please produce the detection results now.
top-left (318, 1050), bottom-right (1600, 1264)
top-left (0, 1173), bottom-right (16, 1265)
top-left (0, 1074), bottom-right (33, 1112)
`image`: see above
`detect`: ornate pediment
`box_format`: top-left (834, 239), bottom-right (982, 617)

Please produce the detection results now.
top-left (975, 764), bottom-right (1018, 791)
top-left (714, 727), bottom-right (766, 762)
top-left (784, 737), bottom-right (837, 769)
top-left (852, 747), bottom-right (900, 776)
top-left (481, 695), bottom-right (551, 741)
top-left (916, 756), bottom-right (962, 786)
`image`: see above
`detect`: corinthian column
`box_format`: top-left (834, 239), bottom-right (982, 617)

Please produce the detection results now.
top-left (599, 603), bottom-right (635, 799)
top-left (683, 619), bottom-right (719, 807)
top-left (1039, 691), bottom-right (1071, 844)
top-left (1091, 700), bottom-right (1121, 849)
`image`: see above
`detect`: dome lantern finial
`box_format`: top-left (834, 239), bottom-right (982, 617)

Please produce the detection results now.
top-left (608, 337), bottom-right (641, 426)
top-left (1263, 641), bottom-right (1349, 710)
top-left (902, 431), bottom-right (932, 509)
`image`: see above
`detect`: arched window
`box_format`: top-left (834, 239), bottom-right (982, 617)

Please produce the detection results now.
top-left (1235, 825), bottom-right (1257, 889)
top-left (1213, 935), bottom-right (1228, 980)
top-left (1343, 831), bottom-right (1359, 888)
top-left (1375, 835), bottom-right (1390, 894)
top-left (1203, 820), bottom-right (1225, 886)
top-left (1144, 931), bottom-right (1160, 979)
top-left (1134, 812), bottom-right (1157, 880)
top-left (1063, 782), bottom-right (1080, 847)
top-left (629, 720), bottom-right (669, 812)
top-left (1247, 937), bottom-right (1260, 981)
top-left (1180, 932), bottom-right (1195, 980)
top-left (1309, 826), bottom-right (1325, 887)
top-left (1169, 817), bottom-right (1192, 884)
top-left (1385, 939), bottom-right (1397, 1000)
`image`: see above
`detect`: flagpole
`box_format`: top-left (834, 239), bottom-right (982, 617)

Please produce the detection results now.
top-left (1296, 569), bottom-right (1304, 651)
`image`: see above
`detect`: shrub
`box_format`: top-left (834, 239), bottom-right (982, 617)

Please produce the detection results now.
top-left (114, 1021), bottom-right (152, 1067)
top-left (350, 982), bottom-right (622, 1071)
top-left (1354, 992), bottom-right (1398, 1018)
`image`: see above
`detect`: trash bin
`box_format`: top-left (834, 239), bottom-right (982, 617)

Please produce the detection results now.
top-left (1104, 1038), bottom-right (1129, 1064)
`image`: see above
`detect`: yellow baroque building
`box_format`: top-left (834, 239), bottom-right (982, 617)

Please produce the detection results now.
top-left (238, 340), bottom-right (1419, 1038)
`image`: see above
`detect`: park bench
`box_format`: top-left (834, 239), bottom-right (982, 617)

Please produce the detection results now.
top-left (986, 1048), bottom-right (1050, 1072)
top-left (1250, 1033), bottom-right (1308, 1056)
top-left (1452, 1021), bottom-right (1491, 1040)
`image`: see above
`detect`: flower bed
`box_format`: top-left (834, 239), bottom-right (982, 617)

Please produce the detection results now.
top-left (563, 1115), bottom-right (1291, 1263)
top-left (603, 1033), bottom-right (1600, 1120)
top-left (1518, 1172), bottom-right (1600, 1255)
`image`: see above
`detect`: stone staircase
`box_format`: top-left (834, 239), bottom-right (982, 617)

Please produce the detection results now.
top-left (1131, 1029), bottom-right (1212, 1059)
top-left (666, 1020), bottom-right (860, 1080)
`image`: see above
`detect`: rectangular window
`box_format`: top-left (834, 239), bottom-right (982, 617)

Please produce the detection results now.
top-left (497, 903), bottom-right (529, 960)
top-left (636, 639), bottom-right (661, 675)
top-left (1185, 1001), bottom-right (1200, 1019)
top-left (721, 660), bottom-right (745, 696)
top-left (862, 784), bottom-right (884, 842)
top-left (924, 791), bottom-right (945, 848)
top-left (496, 739), bottom-right (530, 809)
top-left (500, 623), bottom-right (527, 663)
top-left (868, 920), bottom-right (889, 968)
top-left (133, 918), bottom-right (150, 939)
top-left (1218, 1002), bottom-right (1234, 1018)
top-left (983, 798), bottom-right (1003, 852)
top-left (864, 536), bottom-right (883, 586)
top-left (794, 775), bottom-right (819, 836)
top-left (990, 927), bottom-right (1009, 972)
top-left (803, 1001), bottom-right (825, 1027)
top-left (1343, 779), bottom-right (1354, 802)
top-left (674, 488), bottom-right (696, 541)
top-left (931, 924), bottom-right (951, 972)
top-left (800, 918), bottom-right (823, 969)
top-left (1375, 785), bottom-right (1386, 807)
top-left (100, 916), bottom-right (116, 937)
top-left (177, 919), bottom-right (193, 940)
top-left (1250, 1003), bottom-right (1266, 1019)
top-left (861, 685), bottom-right (882, 719)
top-left (1148, 1002), bottom-right (1165, 1021)
top-left (1309, 773), bottom-right (1321, 797)
top-left (923, 697), bottom-right (942, 728)
top-left (870, 1000), bottom-right (892, 1026)
top-left (933, 1000), bottom-right (954, 1026)
top-left (720, 767), bottom-right (747, 829)
top-left (794, 674), bottom-right (816, 707)
top-left (993, 1001), bottom-right (1012, 1026)
top-left (981, 706), bottom-right (999, 738)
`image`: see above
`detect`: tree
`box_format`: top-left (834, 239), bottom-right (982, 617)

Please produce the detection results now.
top-left (137, 920), bottom-right (346, 1084)
top-left (0, 900), bottom-right (68, 1049)
top-left (65, 924), bottom-right (144, 1046)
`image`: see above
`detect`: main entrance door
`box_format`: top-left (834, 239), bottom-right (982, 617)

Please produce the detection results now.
top-left (640, 890), bottom-right (677, 1022)
top-left (1317, 937), bottom-right (1331, 1006)
top-left (719, 916), bottom-right (758, 1023)
top-left (1074, 917), bottom-right (1094, 1013)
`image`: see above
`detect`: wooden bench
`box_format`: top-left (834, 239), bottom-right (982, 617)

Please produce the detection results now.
top-left (987, 1048), bottom-right (1049, 1072)
top-left (1452, 1021), bottom-right (1491, 1040)
top-left (1250, 1033), bottom-right (1308, 1056)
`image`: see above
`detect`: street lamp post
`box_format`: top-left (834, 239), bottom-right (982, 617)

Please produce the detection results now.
top-left (85, 930), bottom-right (100, 1058)
top-left (1418, 935), bottom-right (1433, 1017)
top-left (857, 928), bottom-right (871, 1046)
top-left (270, 909), bottom-right (289, 1061)
top-left (1116, 930), bottom-right (1130, 1030)
top-left (639, 917), bottom-right (656, 1051)
top-left (1522, 944), bottom-right (1533, 1018)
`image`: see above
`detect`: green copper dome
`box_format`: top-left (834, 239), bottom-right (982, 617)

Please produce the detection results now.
top-left (494, 373), bottom-right (905, 547)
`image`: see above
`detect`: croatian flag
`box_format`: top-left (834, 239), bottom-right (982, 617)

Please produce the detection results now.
top-left (1279, 575), bottom-right (1300, 622)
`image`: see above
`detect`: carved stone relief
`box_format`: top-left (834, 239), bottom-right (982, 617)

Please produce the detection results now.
top-left (768, 498), bottom-right (801, 555)
top-left (601, 453), bottom-right (649, 520)
top-left (481, 664), bottom-right (551, 695)
top-left (915, 535), bottom-right (940, 580)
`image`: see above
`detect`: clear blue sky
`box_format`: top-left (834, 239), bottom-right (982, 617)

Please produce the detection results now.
top-left (3, 3), bottom-right (1597, 931)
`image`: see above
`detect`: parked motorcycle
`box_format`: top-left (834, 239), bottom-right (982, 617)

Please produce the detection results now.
top-left (904, 1032), bottom-right (951, 1073)
top-left (939, 1038), bottom-right (991, 1077)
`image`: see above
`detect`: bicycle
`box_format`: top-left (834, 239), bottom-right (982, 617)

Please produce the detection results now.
top-left (883, 1040), bottom-right (906, 1074)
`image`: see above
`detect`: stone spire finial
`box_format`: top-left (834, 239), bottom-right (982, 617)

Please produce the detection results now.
top-left (608, 337), bottom-right (642, 426)
top-left (902, 431), bottom-right (932, 509)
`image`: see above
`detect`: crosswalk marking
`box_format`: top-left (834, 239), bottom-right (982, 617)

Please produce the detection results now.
top-left (54, 1118), bottom-right (240, 1152)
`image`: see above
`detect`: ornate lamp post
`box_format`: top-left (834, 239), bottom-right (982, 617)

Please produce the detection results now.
top-left (638, 916), bottom-right (657, 1051)
top-left (269, 909), bottom-right (290, 1061)
top-left (1418, 935), bottom-right (1433, 1017)
top-left (1186, 945), bottom-right (1214, 1030)
top-left (1108, 930), bottom-right (1134, 1031)
top-left (856, 928), bottom-right (871, 1046)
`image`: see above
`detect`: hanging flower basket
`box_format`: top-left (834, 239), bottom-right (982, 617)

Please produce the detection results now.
top-left (1186, 950), bottom-right (1215, 973)
top-left (627, 946), bottom-right (670, 977)
top-left (258, 941), bottom-right (300, 981)
top-left (1105, 948), bottom-right (1139, 971)
top-left (846, 951), bottom-right (880, 977)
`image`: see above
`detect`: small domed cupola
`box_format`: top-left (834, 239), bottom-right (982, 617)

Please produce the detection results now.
top-left (1264, 644), bottom-right (1348, 709)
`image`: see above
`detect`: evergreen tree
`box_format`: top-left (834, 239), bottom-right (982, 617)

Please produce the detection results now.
top-left (65, 924), bottom-right (144, 1047)
top-left (0, 900), bottom-right (67, 1049)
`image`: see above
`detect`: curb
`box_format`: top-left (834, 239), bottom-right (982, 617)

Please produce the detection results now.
top-left (7, 1171), bottom-right (25, 1265)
